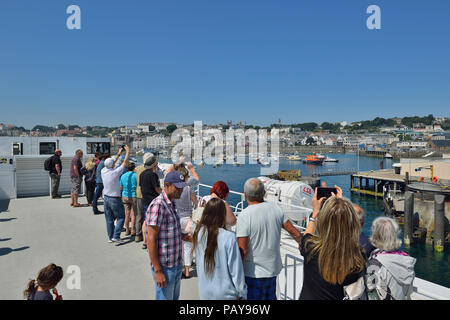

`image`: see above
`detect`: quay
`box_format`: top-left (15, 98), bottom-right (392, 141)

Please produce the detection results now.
top-left (350, 160), bottom-right (450, 253)
top-left (350, 169), bottom-right (405, 198)
top-left (312, 168), bottom-right (357, 177)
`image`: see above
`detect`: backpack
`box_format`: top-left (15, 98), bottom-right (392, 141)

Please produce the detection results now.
top-left (44, 156), bottom-right (53, 171)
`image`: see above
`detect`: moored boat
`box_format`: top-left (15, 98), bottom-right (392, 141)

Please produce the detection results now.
top-left (324, 156), bottom-right (339, 162)
top-left (302, 154), bottom-right (324, 165)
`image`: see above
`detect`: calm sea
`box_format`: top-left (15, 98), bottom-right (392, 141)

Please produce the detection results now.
top-left (146, 153), bottom-right (449, 288)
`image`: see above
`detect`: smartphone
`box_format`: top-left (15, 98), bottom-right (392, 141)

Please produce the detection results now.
top-left (317, 187), bottom-right (337, 199)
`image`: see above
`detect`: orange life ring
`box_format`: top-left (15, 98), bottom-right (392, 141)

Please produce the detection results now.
top-left (419, 177), bottom-right (424, 182)
top-left (433, 176), bottom-right (438, 182)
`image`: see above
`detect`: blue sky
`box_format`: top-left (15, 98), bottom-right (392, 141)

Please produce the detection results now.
top-left (0, 0), bottom-right (449, 128)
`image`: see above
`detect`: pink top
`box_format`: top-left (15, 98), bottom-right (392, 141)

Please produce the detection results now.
top-left (374, 250), bottom-right (409, 257)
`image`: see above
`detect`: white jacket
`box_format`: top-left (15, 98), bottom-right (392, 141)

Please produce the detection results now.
top-left (366, 249), bottom-right (416, 300)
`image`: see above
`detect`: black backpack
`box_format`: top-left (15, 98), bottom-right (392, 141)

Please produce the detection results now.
top-left (44, 156), bottom-right (53, 171)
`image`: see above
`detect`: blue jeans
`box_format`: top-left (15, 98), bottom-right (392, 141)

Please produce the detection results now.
top-left (104, 196), bottom-right (125, 240)
top-left (92, 183), bottom-right (104, 214)
top-left (151, 264), bottom-right (183, 300)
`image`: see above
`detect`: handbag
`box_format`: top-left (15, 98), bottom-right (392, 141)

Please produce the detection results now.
top-left (343, 275), bottom-right (367, 300)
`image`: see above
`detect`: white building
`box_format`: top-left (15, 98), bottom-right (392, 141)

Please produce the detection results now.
top-left (147, 135), bottom-right (169, 149)
top-left (137, 124), bottom-right (152, 133)
top-left (396, 141), bottom-right (428, 149)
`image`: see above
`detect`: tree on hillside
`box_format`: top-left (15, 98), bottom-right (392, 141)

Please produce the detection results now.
top-left (305, 137), bottom-right (316, 145)
top-left (166, 124), bottom-right (177, 133)
top-left (32, 125), bottom-right (56, 133)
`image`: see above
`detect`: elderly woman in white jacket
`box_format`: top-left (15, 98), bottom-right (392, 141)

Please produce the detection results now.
top-left (366, 217), bottom-right (416, 300)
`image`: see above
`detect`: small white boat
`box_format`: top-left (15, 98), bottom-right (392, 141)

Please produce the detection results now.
top-left (384, 153), bottom-right (393, 159)
top-left (287, 155), bottom-right (301, 161)
top-left (257, 158), bottom-right (270, 166)
top-left (197, 160), bottom-right (205, 167)
top-left (324, 156), bottom-right (338, 162)
top-left (213, 159), bottom-right (223, 168)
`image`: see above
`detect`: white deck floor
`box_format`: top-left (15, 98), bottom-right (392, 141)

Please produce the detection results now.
top-left (0, 196), bottom-right (199, 300)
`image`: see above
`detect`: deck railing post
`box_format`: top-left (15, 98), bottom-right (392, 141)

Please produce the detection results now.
top-left (404, 191), bottom-right (414, 247)
top-left (434, 194), bottom-right (445, 253)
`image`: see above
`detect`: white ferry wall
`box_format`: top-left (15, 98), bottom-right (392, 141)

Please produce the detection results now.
top-left (0, 136), bottom-right (111, 157)
top-left (0, 137), bottom-right (111, 200)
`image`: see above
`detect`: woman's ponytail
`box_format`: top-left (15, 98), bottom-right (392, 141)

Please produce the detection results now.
top-left (23, 279), bottom-right (37, 299)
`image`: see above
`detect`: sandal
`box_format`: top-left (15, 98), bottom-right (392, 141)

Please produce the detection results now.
top-left (142, 243), bottom-right (147, 250)
top-left (73, 203), bottom-right (82, 207)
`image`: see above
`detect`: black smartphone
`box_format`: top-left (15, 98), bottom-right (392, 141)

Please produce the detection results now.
top-left (317, 187), bottom-right (337, 199)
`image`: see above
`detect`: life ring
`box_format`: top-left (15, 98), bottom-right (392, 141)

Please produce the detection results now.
top-left (432, 176), bottom-right (438, 182)
top-left (292, 170), bottom-right (296, 174)
top-left (419, 177), bottom-right (424, 182)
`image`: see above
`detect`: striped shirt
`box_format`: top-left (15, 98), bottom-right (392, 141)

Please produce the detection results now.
top-left (146, 191), bottom-right (182, 268)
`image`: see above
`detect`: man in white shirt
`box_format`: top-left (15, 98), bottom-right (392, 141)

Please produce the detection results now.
top-left (236, 178), bottom-right (302, 300)
top-left (101, 145), bottom-right (130, 245)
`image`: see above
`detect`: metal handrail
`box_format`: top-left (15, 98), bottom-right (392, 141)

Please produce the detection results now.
top-left (195, 183), bottom-right (313, 217)
top-left (282, 253), bottom-right (304, 300)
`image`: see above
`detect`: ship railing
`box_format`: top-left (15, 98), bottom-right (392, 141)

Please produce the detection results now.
top-left (195, 183), bottom-right (307, 232)
top-left (279, 253), bottom-right (304, 300)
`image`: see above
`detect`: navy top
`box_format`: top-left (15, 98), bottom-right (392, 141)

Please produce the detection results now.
top-left (28, 289), bottom-right (53, 300)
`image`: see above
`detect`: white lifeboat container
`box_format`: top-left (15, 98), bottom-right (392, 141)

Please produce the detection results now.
top-left (258, 176), bottom-right (314, 223)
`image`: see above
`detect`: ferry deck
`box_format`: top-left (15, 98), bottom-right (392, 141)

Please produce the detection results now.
top-left (1, 187), bottom-right (450, 300)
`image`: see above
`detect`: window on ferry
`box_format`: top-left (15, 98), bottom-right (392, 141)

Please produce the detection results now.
top-left (13, 143), bottom-right (23, 155)
top-left (39, 142), bottom-right (56, 155)
top-left (86, 142), bottom-right (111, 155)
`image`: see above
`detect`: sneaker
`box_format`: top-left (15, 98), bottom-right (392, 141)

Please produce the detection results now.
top-left (108, 239), bottom-right (113, 243)
top-left (111, 238), bottom-right (125, 246)
top-left (94, 211), bottom-right (104, 215)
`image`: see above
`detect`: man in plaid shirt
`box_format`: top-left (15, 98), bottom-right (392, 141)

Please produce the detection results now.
top-left (146, 171), bottom-right (187, 300)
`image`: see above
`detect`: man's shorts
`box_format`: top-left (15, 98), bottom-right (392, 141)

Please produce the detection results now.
top-left (71, 177), bottom-right (82, 194)
top-left (122, 197), bottom-right (137, 212)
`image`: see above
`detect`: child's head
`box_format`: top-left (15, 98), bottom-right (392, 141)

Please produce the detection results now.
top-left (24, 264), bottom-right (63, 298)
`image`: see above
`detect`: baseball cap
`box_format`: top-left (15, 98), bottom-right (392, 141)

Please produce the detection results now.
top-left (164, 171), bottom-right (188, 188)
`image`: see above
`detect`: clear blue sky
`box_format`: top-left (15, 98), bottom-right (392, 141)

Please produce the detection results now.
top-left (0, 0), bottom-right (449, 129)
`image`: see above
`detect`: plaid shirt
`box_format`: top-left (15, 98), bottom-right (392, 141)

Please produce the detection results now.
top-left (145, 191), bottom-right (182, 268)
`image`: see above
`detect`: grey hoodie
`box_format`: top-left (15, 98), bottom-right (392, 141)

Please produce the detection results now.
top-left (367, 250), bottom-right (416, 300)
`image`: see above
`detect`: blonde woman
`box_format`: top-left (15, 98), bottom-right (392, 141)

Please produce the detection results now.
top-left (81, 157), bottom-right (97, 206)
top-left (299, 186), bottom-right (366, 300)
